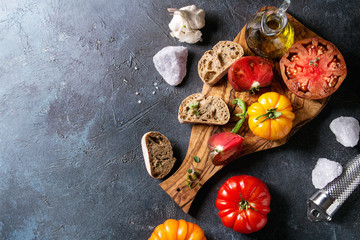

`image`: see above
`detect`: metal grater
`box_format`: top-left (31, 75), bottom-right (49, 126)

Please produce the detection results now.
top-left (307, 154), bottom-right (360, 222)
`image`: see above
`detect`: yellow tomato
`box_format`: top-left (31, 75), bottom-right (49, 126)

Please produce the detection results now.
top-left (149, 219), bottom-right (206, 240)
top-left (248, 92), bottom-right (295, 140)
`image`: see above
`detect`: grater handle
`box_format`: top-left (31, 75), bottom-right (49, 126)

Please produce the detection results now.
top-left (307, 154), bottom-right (360, 222)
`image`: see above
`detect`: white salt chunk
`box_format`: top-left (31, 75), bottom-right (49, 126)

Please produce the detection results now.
top-left (153, 46), bottom-right (188, 86)
top-left (330, 116), bottom-right (360, 147)
top-left (312, 158), bottom-right (343, 189)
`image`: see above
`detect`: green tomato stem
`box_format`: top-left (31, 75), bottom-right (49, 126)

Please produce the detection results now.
top-left (239, 192), bottom-right (250, 210)
top-left (239, 192), bottom-right (259, 212)
top-left (255, 107), bottom-right (282, 123)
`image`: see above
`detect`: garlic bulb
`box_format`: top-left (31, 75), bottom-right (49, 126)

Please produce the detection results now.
top-left (168, 5), bottom-right (205, 44)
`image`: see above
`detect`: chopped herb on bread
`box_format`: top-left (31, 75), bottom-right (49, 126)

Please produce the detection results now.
top-left (141, 132), bottom-right (176, 179)
top-left (198, 41), bottom-right (244, 86)
top-left (178, 93), bottom-right (230, 125)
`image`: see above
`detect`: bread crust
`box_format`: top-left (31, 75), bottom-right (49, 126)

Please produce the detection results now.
top-left (141, 132), bottom-right (176, 179)
top-left (178, 93), bottom-right (230, 125)
top-left (198, 41), bottom-right (244, 86)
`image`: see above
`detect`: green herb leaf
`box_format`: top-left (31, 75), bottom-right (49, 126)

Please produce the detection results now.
top-left (186, 179), bottom-right (191, 188)
top-left (193, 156), bottom-right (200, 163)
top-left (188, 101), bottom-right (199, 115)
top-left (186, 162), bottom-right (201, 190)
top-left (189, 101), bottom-right (199, 108)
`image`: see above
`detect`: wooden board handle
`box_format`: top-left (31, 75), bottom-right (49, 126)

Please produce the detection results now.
top-left (160, 124), bottom-right (223, 213)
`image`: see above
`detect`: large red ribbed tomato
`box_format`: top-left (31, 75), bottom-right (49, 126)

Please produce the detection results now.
top-left (216, 175), bottom-right (271, 234)
top-left (280, 37), bottom-right (347, 99)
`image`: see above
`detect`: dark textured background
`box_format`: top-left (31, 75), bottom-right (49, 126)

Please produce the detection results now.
top-left (1, 0), bottom-right (360, 239)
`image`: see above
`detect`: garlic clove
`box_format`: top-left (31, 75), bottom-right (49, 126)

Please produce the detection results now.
top-left (168, 5), bottom-right (205, 44)
top-left (179, 5), bottom-right (205, 30)
top-left (178, 30), bottom-right (202, 44)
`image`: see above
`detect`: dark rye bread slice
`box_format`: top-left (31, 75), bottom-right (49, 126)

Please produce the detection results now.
top-left (198, 41), bottom-right (244, 86)
top-left (141, 132), bottom-right (176, 179)
top-left (178, 93), bottom-right (230, 125)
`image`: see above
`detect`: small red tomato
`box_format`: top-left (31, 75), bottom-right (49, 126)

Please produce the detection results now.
top-left (216, 175), bottom-right (271, 234)
top-left (207, 132), bottom-right (244, 166)
top-left (228, 56), bottom-right (273, 93)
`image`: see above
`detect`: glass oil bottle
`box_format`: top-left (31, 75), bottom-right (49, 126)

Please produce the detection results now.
top-left (245, 1), bottom-right (294, 59)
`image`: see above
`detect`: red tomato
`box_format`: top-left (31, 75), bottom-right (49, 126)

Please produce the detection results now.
top-left (216, 175), bottom-right (271, 234)
top-left (228, 56), bottom-right (273, 93)
top-left (207, 132), bottom-right (244, 166)
top-left (280, 37), bottom-right (347, 99)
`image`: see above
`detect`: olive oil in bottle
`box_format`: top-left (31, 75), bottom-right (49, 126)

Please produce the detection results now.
top-left (245, 4), bottom-right (294, 59)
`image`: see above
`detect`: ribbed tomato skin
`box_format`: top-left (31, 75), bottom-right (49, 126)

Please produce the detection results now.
top-left (216, 175), bottom-right (271, 234)
top-left (148, 219), bottom-right (206, 240)
top-left (247, 92), bottom-right (295, 140)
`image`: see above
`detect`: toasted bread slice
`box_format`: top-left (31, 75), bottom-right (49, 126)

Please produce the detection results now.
top-left (178, 93), bottom-right (230, 125)
top-left (141, 132), bottom-right (176, 179)
top-left (198, 41), bottom-right (244, 86)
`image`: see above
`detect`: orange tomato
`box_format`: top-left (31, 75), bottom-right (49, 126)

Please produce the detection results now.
top-left (149, 219), bottom-right (206, 240)
top-left (248, 92), bottom-right (295, 140)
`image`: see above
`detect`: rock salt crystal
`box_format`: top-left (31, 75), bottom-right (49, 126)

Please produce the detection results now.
top-left (330, 116), bottom-right (360, 147)
top-left (153, 46), bottom-right (188, 86)
top-left (312, 158), bottom-right (343, 189)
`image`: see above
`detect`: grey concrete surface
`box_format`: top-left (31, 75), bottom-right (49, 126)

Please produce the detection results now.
top-left (0, 0), bottom-right (360, 239)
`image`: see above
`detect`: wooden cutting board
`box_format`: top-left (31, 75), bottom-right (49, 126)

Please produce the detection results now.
top-left (160, 8), bottom-right (330, 214)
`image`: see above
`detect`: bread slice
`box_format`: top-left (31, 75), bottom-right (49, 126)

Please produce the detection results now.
top-left (178, 93), bottom-right (230, 125)
top-left (141, 132), bottom-right (176, 179)
top-left (198, 41), bottom-right (244, 86)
